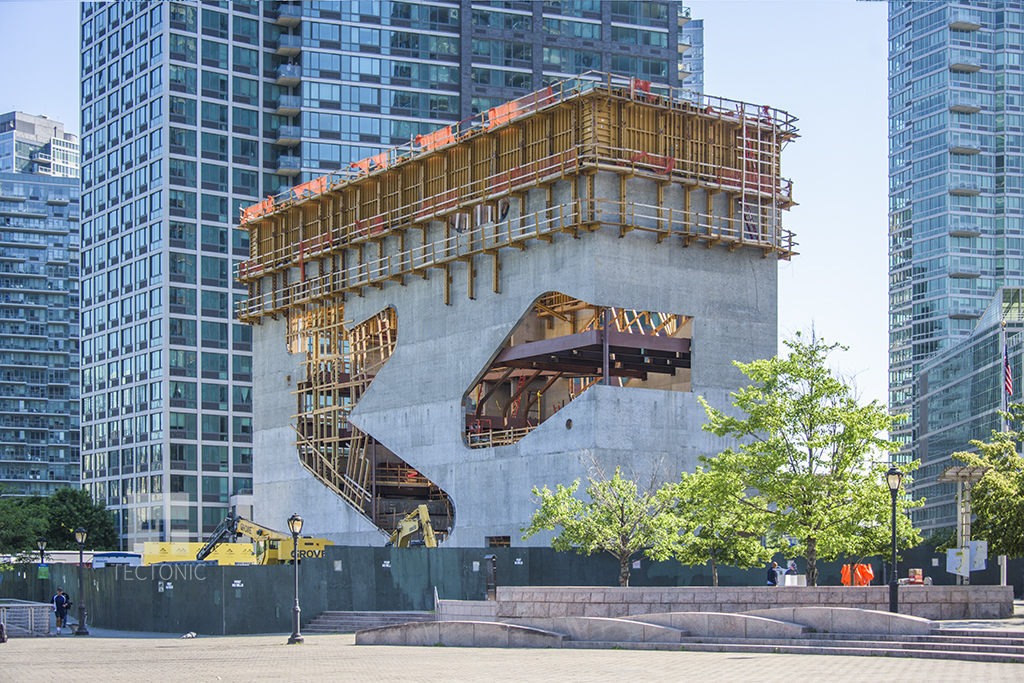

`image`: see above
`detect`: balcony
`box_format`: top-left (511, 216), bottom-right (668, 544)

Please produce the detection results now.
top-left (949, 12), bottom-right (982, 31)
top-left (949, 219), bottom-right (982, 238)
top-left (949, 92), bottom-right (982, 114)
top-left (949, 134), bottom-right (982, 155)
top-left (274, 3), bottom-right (302, 27)
top-left (949, 304), bottom-right (983, 319)
top-left (275, 33), bottom-right (301, 57)
top-left (949, 263), bottom-right (981, 279)
top-left (275, 155), bottom-right (301, 177)
top-left (273, 125), bottom-right (301, 147)
top-left (276, 95), bottom-right (301, 117)
top-left (949, 55), bottom-right (982, 73)
top-left (275, 63), bottom-right (302, 87)
top-left (949, 181), bottom-right (981, 196)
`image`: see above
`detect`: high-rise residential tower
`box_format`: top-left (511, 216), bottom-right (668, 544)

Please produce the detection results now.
top-left (0, 112), bottom-right (80, 495)
top-left (0, 112), bottom-right (80, 178)
top-left (887, 2), bottom-right (1024, 529)
top-left (79, 1), bottom-right (701, 548)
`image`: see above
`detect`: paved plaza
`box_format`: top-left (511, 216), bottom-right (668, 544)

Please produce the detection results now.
top-left (1, 628), bottom-right (1023, 683)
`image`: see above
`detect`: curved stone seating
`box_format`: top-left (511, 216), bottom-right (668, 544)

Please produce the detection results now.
top-left (355, 620), bottom-right (564, 648)
top-left (505, 616), bottom-right (687, 643)
top-left (623, 611), bottom-right (809, 638)
top-left (741, 607), bottom-right (934, 635)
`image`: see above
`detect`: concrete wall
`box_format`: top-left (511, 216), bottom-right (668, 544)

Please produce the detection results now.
top-left (4, 545), bottom-right (1020, 634)
top-left (252, 316), bottom-right (385, 548)
top-left (254, 171), bottom-right (780, 545)
top-left (493, 585), bottom-right (1015, 621)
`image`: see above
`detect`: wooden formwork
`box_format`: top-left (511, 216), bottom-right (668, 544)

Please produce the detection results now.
top-left (236, 75), bottom-right (798, 323)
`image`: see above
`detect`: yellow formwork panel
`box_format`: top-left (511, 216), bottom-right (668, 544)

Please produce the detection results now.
top-left (236, 75), bottom-right (798, 322)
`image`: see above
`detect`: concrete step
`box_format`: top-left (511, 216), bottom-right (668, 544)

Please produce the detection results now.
top-left (306, 611), bottom-right (435, 634)
top-left (932, 628), bottom-right (1024, 640)
top-left (806, 632), bottom-right (1024, 649)
top-left (673, 634), bottom-right (1024, 656)
top-left (561, 639), bottom-right (1024, 663)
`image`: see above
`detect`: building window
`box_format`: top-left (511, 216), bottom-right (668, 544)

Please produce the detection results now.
top-left (201, 9), bottom-right (228, 39)
top-left (201, 39), bottom-right (228, 69)
top-left (169, 443), bottom-right (197, 471)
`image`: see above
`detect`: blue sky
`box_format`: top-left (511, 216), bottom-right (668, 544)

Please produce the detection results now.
top-left (0, 0), bottom-right (891, 406)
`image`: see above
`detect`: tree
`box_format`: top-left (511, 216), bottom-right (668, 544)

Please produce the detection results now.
top-left (0, 487), bottom-right (118, 553)
top-left (952, 404), bottom-right (1024, 558)
top-left (699, 333), bottom-right (922, 586)
top-left (522, 455), bottom-right (678, 586)
top-left (667, 468), bottom-right (776, 586)
top-left (0, 485), bottom-right (48, 554)
top-left (42, 488), bottom-right (119, 551)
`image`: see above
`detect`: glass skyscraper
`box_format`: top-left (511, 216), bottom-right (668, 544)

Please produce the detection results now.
top-left (888, 2), bottom-right (1024, 527)
top-left (79, 0), bottom-right (701, 548)
top-left (0, 112), bottom-right (80, 496)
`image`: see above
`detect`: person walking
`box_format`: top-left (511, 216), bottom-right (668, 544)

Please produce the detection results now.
top-left (51, 587), bottom-right (71, 634)
top-left (766, 561), bottom-right (779, 586)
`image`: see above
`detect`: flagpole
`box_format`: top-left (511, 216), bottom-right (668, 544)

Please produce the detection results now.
top-left (1002, 320), bottom-right (1009, 433)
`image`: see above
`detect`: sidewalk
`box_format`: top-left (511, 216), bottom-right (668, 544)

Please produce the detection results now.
top-left (5, 630), bottom-right (1024, 683)
top-left (935, 598), bottom-right (1024, 631)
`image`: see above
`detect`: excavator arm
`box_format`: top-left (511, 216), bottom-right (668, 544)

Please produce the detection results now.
top-left (196, 515), bottom-right (240, 561)
top-left (235, 518), bottom-right (289, 542)
top-left (197, 515), bottom-right (290, 562)
top-left (386, 505), bottom-right (438, 548)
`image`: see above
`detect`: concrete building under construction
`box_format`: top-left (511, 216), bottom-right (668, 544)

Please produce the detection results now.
top-left (237, 73), bottom-right (798, 546)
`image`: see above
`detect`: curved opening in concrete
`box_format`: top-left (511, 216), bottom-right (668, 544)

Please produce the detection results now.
top-left (462, 292), bottom-right (692, 449)
top-left (290, 305), bottom-right (453, 543)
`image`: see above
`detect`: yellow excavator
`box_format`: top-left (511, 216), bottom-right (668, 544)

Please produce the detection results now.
top-left (385, 505), bottom-right (438, 548)
top-left (197, 515), bottom-right (333, 565)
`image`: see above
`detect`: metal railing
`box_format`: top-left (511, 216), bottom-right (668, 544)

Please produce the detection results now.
top-left (0, 600), bottom-right (50, 637)
top-left (239, 70), bottom-right (798, 227)
top-left (237, 142), bottom-right (794, 283)
top-left (237, 197), bottom-right (796, 320)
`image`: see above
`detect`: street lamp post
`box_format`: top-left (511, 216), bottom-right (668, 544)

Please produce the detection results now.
top-left (74, 527), bottom-right (89, 636)
top-left (36, 537), bottom-right (46, 604)
top-left (287, 513), bottom-right (304, 645)
top-left (886, 466), bottom-right (904, 614)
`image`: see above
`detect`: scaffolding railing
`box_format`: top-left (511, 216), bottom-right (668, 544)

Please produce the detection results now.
top-left (239, 70), bottom-right (798, 228)
top-left (237, 198), bottom-right (796, 321)
top-left (236, 141), bottom-right (795, 286)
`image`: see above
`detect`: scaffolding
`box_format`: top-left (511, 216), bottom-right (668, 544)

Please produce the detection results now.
top-left (239, 72), bottom-right (798, 540)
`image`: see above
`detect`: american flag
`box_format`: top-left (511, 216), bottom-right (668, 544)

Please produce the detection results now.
top-left (1006, 346), bottom-right (1014, 397)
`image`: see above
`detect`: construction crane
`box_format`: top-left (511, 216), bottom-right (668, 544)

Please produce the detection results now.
top-left (197, 515), bottom-right (333, 565)
top-left (385, 505), bottom-right (438, 548)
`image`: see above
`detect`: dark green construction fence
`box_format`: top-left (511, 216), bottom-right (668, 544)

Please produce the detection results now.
top-left (2, 545), bottom-right (1021, 635)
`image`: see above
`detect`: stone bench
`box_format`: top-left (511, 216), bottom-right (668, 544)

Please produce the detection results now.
top-left (741, 607), bottom-right (934, 635)
top-left (623, 611), bottom-right (809, 638)
top-left (501, 616), bottom-right (687, 643)
top-left (355, 620), bottom-right (563, 648)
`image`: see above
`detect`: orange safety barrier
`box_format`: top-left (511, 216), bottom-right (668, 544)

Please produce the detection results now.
top-left (841, 564), bottom-right (875, 587)
top-left (486, 102), bottom-right (521, 130)
top-left (292, 175), bottom-right (328, 200)
top-left (415, 126), bottom-right (455, 152)
top-left (350, 158), bottom-right (371, 173)
top-left (240, 195), bottom-right (275, 224)
top-left (369, 152), bottom-right (389, 171)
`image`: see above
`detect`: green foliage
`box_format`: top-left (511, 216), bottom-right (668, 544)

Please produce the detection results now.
top-left (699, 333), bottom-right (922, 585)
top-left (666, 467), bottom-right (775, 586)
top-left (952, 404), bottom-right (1024, 558)
top-left (922, 527), bottom-right (956, 552)
top-left (521, 458), bottom-right (679, 586)
top-left (0, 487), bottom-right (118, 554)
